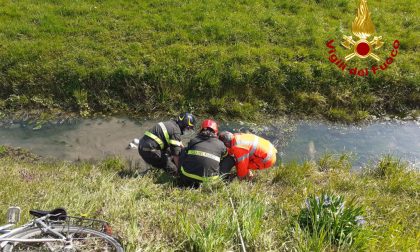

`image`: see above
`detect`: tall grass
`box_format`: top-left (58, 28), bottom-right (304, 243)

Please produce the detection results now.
top-left (177, 207), bottom-right (236, 251)
top-left (297, 193), bottom-right (366, 249)
top-left (363, 155), bottom-right (419, 196)
top-left (0, 153), bottom-right (419, 251)
top-left (0, 0), bottom-right (419, 120)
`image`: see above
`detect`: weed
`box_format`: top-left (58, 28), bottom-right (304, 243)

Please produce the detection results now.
top-left (100, 157), bottom-right (126, 172)
top-left (296, 92), bottom-right (327, 113)
top-left (272, 161), bottom-right (315, 186)
top-left (177, 207), bottom-right (236, 251)
top-left (317, 153), bottom-right (352, 172)
top-left (362, 155), bottom-right (420, 196)
top-left (297, 193), bottom-right (365, 248)
top-left (326, 108), bottom-right (354, 123)
top-left (364, 155), bottom-right (406, 178)
top-left (0, 146), bottom-right (6, 155)
top-left (73, 89), bottom-right (91, 118)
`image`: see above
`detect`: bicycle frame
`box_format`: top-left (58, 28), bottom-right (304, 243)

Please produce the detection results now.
top-left (0, 207), bottom-right (123, 251)
top-left (0, 214), bottom-right (68, 248)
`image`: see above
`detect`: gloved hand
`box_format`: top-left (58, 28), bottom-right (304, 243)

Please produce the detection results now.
top-left (127, 143), bottom-right (138, 149)
top-left (246, 170), bottom-right (255, 182)
top-left (127, 138), bottom-right (140, 149)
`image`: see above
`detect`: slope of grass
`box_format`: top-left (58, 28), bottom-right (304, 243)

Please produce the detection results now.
top-left (0, 151), bottom-right (418, 251)
top-left (0, 0), bottom-right (419, 120)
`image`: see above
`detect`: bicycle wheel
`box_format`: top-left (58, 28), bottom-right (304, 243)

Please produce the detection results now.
top-left (2, 225), bottom-right (123, 251)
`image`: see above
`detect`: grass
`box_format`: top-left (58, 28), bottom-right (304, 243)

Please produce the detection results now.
top-left (0, 153), bottom-right (418, 251)
top-left (0, 0), bottom-right (419, 120)
top-left (0, 146), bottom-right (6, 155)
top-left (297, 193), bottom-right (365, 249)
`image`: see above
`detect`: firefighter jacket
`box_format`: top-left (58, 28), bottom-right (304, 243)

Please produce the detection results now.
top-left (180, 133), bottom-right (227, 181)
top-left (140, 120), bottom-right (183, 156)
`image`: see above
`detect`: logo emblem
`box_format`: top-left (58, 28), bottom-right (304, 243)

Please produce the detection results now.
top-left (341, 0), bottom-right (384, 61)
top-left (325, 0), bottom-right (399, 77)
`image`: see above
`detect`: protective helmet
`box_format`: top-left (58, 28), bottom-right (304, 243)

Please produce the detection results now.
top-left (218, 131), bottom-right (234, 148)
top-left (201, 119), bottom-right (218, 135)
top-left (176, 112), bottom-right (196, 132)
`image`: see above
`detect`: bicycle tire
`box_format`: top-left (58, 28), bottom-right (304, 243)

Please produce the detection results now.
top-left (2, 225), bottom-right (124, 251)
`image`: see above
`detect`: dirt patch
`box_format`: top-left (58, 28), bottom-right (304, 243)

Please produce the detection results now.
top-left (0, 145), bottom-right (41, 163)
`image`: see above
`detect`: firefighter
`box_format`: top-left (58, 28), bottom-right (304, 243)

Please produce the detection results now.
top-left (218, 131), bottom-right (277, 180)
top-left (179, 119), bottom-right (227, 187)
top-left (138, 112), bottom-right (196, 175)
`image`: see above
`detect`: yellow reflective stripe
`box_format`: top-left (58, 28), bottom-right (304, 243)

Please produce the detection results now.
top-left (159, 122), bottom-right (181, 147)
top-left (263, 146), bottom-right (277, 163)
top-left (144, 131), bottom-right (164, 149)
top-left (169, 139), bottom-right (182, 146)
top-left (187, 150), bottom-right (220, 162)
top-left (181, 166), bottom-right (219, 181)
top-left (158, 122), bottom-right (170, 145)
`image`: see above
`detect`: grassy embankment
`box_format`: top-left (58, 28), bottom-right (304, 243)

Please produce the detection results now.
top-left (0, 0), bottom-right (419, 122)
top-left (1, 147), bottom-right (418, 251)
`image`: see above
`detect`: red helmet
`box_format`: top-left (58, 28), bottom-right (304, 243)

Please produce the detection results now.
top-left (201, 119), bottom-right (218, 135)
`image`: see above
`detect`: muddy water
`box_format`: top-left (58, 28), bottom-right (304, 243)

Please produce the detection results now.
top-left (1, 117), bottom-right (419, 169)
top-left (0, 118), bottom-right (150, 161)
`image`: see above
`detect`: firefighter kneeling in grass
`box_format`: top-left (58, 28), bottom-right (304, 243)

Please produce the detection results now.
top-left (138, 112), bottom-right (196, 175)
top-left (218, 131), bottom-right (277, 180)
top-left (179, 119), bottom-right (229, 187)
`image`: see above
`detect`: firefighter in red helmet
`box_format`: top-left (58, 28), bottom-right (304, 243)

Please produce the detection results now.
top-left (179, 119), bottom-right (228, 187)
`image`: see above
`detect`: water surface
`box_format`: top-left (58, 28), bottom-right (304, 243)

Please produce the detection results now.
top-left (1, 118), bottom-right (419, 169)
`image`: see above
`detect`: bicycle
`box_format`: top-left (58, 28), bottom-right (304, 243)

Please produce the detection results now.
top-left (0, 206), bottom-right (124, 251)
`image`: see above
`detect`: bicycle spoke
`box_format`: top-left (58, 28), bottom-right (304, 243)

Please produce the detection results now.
top-left (72, 234), bottom-right (117, 250)
top-left (3, 225), bottom-right (123, 252)
top-left (11, 233), bottom-right (63, 251)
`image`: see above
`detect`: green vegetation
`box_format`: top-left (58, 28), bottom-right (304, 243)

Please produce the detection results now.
top-left (0, 145), bottom-right (6, 155)
top-left (0, 0), bottom-right (418, 120)
top-left (1, 152), bottom-right (418, 251)
top-left (298, 193), bottom-right (365, 248)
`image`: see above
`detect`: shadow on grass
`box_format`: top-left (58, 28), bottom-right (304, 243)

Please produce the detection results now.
top-left (117, 165), bottom-right (179, 187)
top-left (117, 157), bottom-right (152, 178)
top-left (118, 168), bottom-right (152, 178)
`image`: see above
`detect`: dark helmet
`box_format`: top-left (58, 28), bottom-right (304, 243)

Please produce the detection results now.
top-left (201, 119), bottom-right (218, 135)
top-left (176, 112), bottom-right (196, 132)
top-left (218, 131), bottom-right (234, 148)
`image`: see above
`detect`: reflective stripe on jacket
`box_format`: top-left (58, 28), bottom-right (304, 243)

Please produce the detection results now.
top-left (144, 122), bottom-right (182, 150)
top-left (187, 150), bottom-right (221, 162)
top-left (180, 134), bottom-right (227, 182)
top-left (180, 166), bottom-right (219, 181)
top-left (229, 133), bottom-right (277, 177)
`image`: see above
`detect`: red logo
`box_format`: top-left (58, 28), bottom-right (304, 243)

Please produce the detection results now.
top-left (326, 0), bottom-right (399, 77)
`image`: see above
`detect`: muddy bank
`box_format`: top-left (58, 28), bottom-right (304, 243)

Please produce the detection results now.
top-left (0, 145), bottom-right (40, 163)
